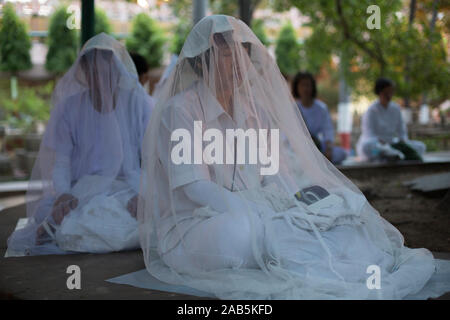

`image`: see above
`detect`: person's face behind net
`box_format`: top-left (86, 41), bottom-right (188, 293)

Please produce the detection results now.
top-left (209, 32), bottom-right (252, 95)
top-left (80, 49), bottom-right (116, 113)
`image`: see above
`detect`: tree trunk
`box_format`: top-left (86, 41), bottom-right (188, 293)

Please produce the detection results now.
top-left (403, 0), bottom-right (417, 110)
top-left (193, 0), bottom-right (207, 25)
top-left (239, 0), bottom-right (253, 26)
top-left (10, 74), bottom-right (18, 101)
top-left (421, 0), bottom-right (439, 105)
top-left (337, 51), bottom-right (352, 151)
top-left (81, 0), bottom-right (95, 47)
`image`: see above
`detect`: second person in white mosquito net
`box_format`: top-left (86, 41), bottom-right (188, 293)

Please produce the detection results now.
top-left (138, 16), bottom-right (450, 299)
top-left (7, 33), bottom-right (153, 256)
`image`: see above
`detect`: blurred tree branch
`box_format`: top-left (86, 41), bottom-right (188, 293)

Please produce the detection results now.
top-left (273, 0), bottom-right (449, 104)
top-left (335, 0), bottom-right (386, 73)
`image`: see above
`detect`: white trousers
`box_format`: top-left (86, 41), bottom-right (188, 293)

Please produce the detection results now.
top-left (162, 210), bottom-right (264, 272)
top-left (161, 209), bottom-right (436, 298)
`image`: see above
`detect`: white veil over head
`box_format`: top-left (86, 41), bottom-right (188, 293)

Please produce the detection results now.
top-left (138, 16), bottom-right (435, 299)
top-left (8, 33), bottom-right (152, 255)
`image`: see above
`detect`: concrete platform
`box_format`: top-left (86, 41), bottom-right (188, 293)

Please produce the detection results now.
top-left (0, 203), bottom-right (449, 300)
top-left (339, 151), bottom-right (450, 168)
top-left (0, 204), bottom-right (196, 300)
top-left (337, 157), bottom-right (450, 180)
top-left (1, 152), bottom-right (450, 299)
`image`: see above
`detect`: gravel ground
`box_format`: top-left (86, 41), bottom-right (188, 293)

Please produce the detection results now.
top-left (352, 171), bottom-right (450, 252)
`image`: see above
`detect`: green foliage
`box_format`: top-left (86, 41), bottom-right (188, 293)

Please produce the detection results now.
top-left (171, 19), bottom-right (191, 55)
top-left (167, 0), bottom-right (239, 22)
top-left (209, 0), bottom-right (239, 17)
top-left (167, 0), bottom-right (192, 22)
top-left (95, 8), bottom-right (112, 35)
top-left (167, 0), bottom-right (268, 24)
top-left (300, 26), bottom-right (334, 74)
top-left (45, 6), bottom-right (78, 73)
top-left (421, 137), bottom-right (439, 152)
top-left (317, 70), bottom-right (340, 112)
top-left (251, 19), bottom-right (269, 46)
top-left (0, 3), bottom-right (32, 73)
top-left (275, 23), bottom-right (300, 76)
top-left (126, 13), bottom-right (165, 69)
top-left (278, 0), bottom-right (450, 103)
top-left (1, 82), bottom-right (53, 132)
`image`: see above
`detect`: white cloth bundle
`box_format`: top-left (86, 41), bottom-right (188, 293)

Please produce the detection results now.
top-left (54, 175), bottom-right (139, 253)
top-left (239, 183), bottom-right (361, 231)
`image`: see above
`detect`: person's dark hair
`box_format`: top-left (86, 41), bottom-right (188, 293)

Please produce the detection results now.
top-left (374, 77), bottom-right (394, 95)
top-left (129, 52), bottom-right (149, 76)
top-left (292, 72), bottom-right (317, 99)
top-left (187, 49), bottom-right (210, 77)
top-left (187, 32), bottom-right (252, 77)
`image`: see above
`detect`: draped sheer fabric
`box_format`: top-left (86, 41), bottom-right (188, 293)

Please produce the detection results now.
top-left (138, 15), bottom-right (444, 299)
top-left (7, 33), bottom-right (152, 255)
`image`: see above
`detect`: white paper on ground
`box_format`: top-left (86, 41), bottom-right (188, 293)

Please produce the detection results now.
top-left (106, 269), bottom-right (213, 298)
top-left (7, 217), bottom-right (449, 299)
top-left (4, 218), bottom-right (29, 257)
top-left (106, 258), bottom-right (450, 299)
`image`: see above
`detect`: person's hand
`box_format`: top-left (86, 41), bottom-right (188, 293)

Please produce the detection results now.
top-left (36, 225), bottom-right (50, 245)
top-left (36, 221), bottom-right (57, 245)
top-left (127, 195), bottom-right (139, 218)
top-left (52, 193), bottom-right (78, 225)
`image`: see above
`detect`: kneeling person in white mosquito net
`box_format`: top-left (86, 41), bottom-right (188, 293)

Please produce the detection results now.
top-left (7, 33), bottom-right (153, 256)
top-left (138, 16), bottom-right (450, 299)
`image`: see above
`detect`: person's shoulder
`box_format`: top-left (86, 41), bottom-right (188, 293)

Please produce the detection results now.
top-left (128, 86), bottom-right (151, 103)
top-left (314, 99), bottom-right (329, 112)
top-left (165, 89), bottom-right (193, 112)
top-left (361, 101), bottom-right (379, 122)
top-left (169, 82), bottom-right (201, 113)
top-left (389, 101), bottom-right (402, 113)
top-left (121, 88), bottom-right (153, 120)
top-left (366, 100), bottom-right (379, 113)
top-left (53, 91), bottom-right (87, 118)
top-left (160, 84), bottom-right (200, 128)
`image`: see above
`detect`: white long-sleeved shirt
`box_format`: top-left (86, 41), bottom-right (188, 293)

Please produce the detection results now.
top-left (360, 100), bottom-right (408, 144)
top-left (46, 88), bottom-right (152, 196)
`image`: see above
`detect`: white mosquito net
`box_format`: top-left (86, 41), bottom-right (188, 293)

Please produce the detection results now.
top-left (8, 33), bottom-right (152, 255)
top-left (138, 15), bottom-right (438, 299)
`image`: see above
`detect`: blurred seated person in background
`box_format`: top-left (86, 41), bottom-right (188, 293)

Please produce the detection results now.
top-left (130, 52), bottom-right (155, 109)
top-left (152, 54), bottom-right (178, 99)
top-left (7, 34), bottom-right (152, 256)
top-left (130, 52), bottom-right (150, 87)
top-left (292, 72), bottom-right (347, 165)
top-left (357, 78), bottom-right (425, 162)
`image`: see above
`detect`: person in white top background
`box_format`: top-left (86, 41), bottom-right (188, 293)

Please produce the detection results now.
top-left (130, 51), bottom-right (156, 111)
top-left (357, 78), bottom-right (426, 162)
top-left (292, 72), bottom-right (347, 165)
top-left (137, 15), bottom-right (450, 300)
top-left (7, 33), bottom-right (153, 256)
top-left (129, 52), bottom-right (151, 88)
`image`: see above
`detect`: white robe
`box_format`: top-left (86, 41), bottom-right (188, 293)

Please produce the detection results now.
top-left (357, 100), bottom-right (426, 160)
top-left (154, 83), bottom-right (437, 299)
top-left (8, 89), bottom-right (151, 255)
